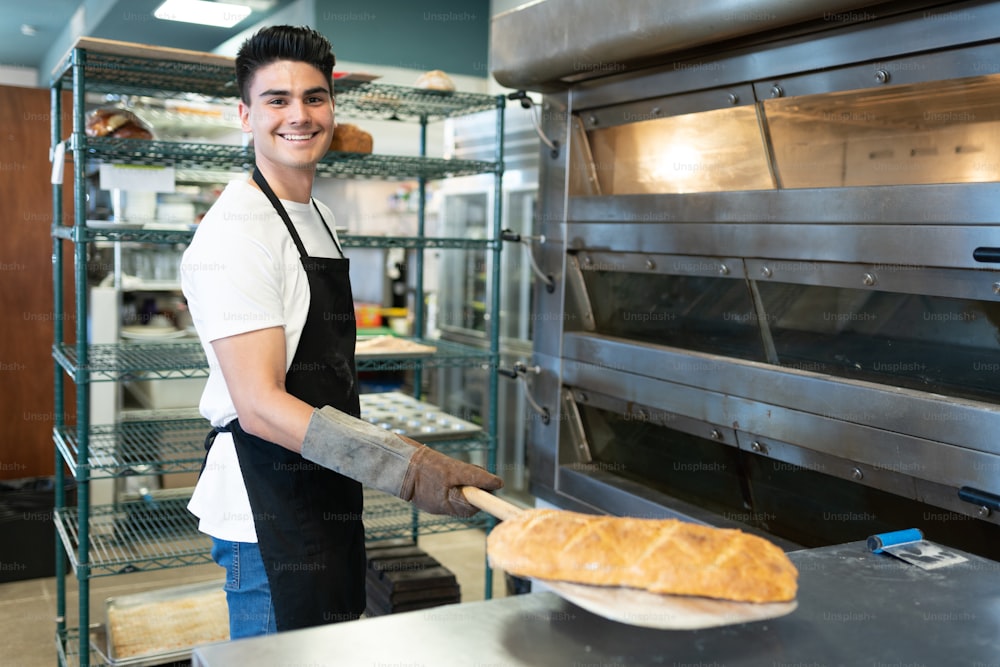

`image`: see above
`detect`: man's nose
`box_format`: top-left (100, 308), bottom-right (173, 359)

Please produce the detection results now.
top-left (287, 99), bottom-right (311, 123)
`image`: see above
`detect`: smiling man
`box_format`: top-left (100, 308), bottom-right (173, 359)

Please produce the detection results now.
top-left (180, 25), bottom-right (502, 639)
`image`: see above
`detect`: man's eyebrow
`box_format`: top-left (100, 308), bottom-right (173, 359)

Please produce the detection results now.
top-left (257, 86), bottom-right (331, 98)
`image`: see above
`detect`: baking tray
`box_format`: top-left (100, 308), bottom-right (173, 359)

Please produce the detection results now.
top-left (92, 580), bottom-right (229, 667)
top-left (359, 392), bottom-right (481, 442)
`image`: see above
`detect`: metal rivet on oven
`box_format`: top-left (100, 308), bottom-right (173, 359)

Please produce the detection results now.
top-left (750, 441), bottom-right (767, 454)
top-left (760, 266), bottom-right (772, 278)
top-left (582, 255), bottom-right (593, 266)
top-left (863, 273), bottom-right (877, 287)
top-left (727, 93), bottom-right (739, 105)
top-left (645, 258), bottom-right (656, 270)
top-left (710, 429), bottom-right (722, 440)
top-left (978, 505), bottom-right (992, 518)
top-left (588, 115), bottom-right (598, 126)
top-left (719, 263), bottom-right (730, 276)
top-left (852, 467), bottom-right (864, 481)
top-left (651, 106), bottom-right (661, 116)
top-left (992, 282), bottom-right (1000, 295)
top-left (578, 391), bottom-right (589, 402)
top-left (874, 69), bottom-right (890, 84)
top-left (769, 84), bottom-right (783, 98)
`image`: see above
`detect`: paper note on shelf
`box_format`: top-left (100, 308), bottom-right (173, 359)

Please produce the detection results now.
top-left (99, 164), bottom-right (176, 193)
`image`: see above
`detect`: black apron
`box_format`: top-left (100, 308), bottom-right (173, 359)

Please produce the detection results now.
top-left (207, 167), bottom-right (366, 631)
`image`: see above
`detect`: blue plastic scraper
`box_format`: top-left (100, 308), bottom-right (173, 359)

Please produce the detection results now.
top-left (867, 528), bottom-right (968, 570)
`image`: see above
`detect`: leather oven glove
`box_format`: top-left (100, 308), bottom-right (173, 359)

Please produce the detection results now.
top-left (301, 406), bottom-right (503, 517)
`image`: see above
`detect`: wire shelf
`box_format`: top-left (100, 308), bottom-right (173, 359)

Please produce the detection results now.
top-left (342, 235), bottom-right (493, 250)
top-left (54, 418), bottom-right (210, 479)
top-left (55, 47), bottom-right (499, 122)
top-left (54, 339), bottom-right (494, 381)
top-left (67, 225), bottom-right (197, 244)
top-left (334, 80), bottom-right (501, 121)
top-left (57, 51), bottom-right (238, 100)
top-left (355, 338), bottom-right (494, 371)
top-left (54, 339), bottom-right (492, 381)
top-left (57, 627), bottom-right (103, 667)
top-left (55, 418), bottom-right (488, 479)
top-left (54, 342), bottom-right (209, 382)
top-left (55, 497), bottom-right (212, 576)
top-left (73, 137), bottom-right (252, 170)
top-left (55, 488), bottom-right (487, 577)
top-left (68, 137), bottom-right (497, 180)
top-left (317, 152), bottom-right (498, 180)
top-left (58, 226), bottom-right (494, 249)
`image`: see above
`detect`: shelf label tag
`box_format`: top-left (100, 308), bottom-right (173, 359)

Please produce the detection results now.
top-left (50, 141), bottom-right (65, 185)
top-left (99, 164), bottom-right (176, 193)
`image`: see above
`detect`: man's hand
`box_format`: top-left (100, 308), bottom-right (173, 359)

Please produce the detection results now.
top-left (397, 437), bottom-right (503, 517)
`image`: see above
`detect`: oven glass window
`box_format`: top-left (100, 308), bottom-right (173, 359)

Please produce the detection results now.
top-left (579, 270), bottom-right (767, 361)
top-left (576, 404), bottom-right (747, 517)
top-left (758, 281), bottom-right (1000, 403)
top-left (583, 106), bottom-right (775, 194)
top-left (765, 73), bottom-right (1000, 188)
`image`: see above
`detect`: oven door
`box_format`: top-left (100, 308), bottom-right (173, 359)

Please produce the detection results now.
top-left (547, 242), bottom-right (1000, 555)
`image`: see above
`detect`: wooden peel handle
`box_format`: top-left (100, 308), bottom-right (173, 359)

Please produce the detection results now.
top-left (462, 486), bottom-right (524, 521)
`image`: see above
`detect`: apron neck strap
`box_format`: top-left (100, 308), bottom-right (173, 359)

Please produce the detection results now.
top-left (251, 167), bottom-right (343, 258)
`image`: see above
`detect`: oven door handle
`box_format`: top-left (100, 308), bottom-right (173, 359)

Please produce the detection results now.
top-left (972, 247), bottom-right (1000, 263)
top-left (958, 486), bottom-right (1000, 513)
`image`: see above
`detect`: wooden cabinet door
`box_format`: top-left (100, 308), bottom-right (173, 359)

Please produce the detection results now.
top-left (0, 85), bottom-right (75, 480)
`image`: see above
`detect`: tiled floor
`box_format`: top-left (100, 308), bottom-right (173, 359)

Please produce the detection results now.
top-left (0, 529), bottom-right (504, 667)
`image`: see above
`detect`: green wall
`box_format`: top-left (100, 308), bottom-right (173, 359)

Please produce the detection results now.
top-left (315, 0), bottom-right (491, 76)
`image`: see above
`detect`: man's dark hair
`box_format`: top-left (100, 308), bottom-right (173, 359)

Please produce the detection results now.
top-left (235, 25), bottom-right (336, 103)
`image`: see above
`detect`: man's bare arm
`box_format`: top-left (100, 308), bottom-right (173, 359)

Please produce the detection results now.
top-left (211, 326), bottom-right (312, 452)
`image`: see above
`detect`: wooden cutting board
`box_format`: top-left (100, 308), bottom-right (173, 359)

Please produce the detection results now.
top-left (462, 487), bottom-right (797, 630)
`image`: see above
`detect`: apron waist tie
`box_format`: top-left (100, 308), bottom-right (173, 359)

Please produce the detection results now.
top-left (204, 421), bottom-right (235, 452)
top-left (200, 421), bottom-right (236, 477)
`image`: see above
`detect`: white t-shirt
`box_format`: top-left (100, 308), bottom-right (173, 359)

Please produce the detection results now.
top-left (180, 179), bottom-right (342, 542)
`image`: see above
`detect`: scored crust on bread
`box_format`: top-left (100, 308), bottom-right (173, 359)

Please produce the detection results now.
top-left (486, 509), bottom-right (798, 603)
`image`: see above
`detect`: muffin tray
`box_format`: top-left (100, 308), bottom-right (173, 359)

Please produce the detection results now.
top-left (359, 392), bottom-right (481, 442)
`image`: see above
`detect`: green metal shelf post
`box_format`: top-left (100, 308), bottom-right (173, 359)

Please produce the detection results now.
top-left (50, 61), bottom-right (70, 667)
top-left (484, 94), bottom-right (507, 600)
top-left (71, 44), bottom-right (93, 667)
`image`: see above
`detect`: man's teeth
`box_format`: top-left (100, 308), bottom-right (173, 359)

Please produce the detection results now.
top-left (283, 134), bottom-right (313, 141)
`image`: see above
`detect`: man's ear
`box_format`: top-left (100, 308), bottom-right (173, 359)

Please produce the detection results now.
top-left (238, 100), bottom-right (252, 133)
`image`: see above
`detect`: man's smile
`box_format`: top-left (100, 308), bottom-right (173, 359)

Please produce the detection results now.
top-left (279, 131), bottom-right (320, 142)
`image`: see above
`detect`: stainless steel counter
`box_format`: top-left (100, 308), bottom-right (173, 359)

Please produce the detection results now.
top-left (192, 541), bottom-right (1000, 666)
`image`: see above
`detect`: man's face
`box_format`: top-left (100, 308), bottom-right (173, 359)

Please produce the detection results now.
top-left (239, 59), bottom-right (334, 174)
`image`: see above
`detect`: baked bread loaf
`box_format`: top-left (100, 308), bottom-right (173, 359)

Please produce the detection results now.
top-left (329, 123), bottom-right (373, 153)
top-left (487, 509), bottom-right (798, 603)
top-left (414, 69), bottom-right (455, 92)
top-left (86, 107), bottom-right (153, 140)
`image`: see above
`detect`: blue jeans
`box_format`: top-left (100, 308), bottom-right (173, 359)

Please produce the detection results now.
top-left (211, 537), bottom-right (278, 638)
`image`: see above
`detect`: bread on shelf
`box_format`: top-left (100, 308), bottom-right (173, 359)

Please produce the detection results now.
top-left (85, 107), bottom-right (153, 140)
top-left (329, 123), bottom-right (373, 153)
top-left (414, 69), bottom-right (455, 92)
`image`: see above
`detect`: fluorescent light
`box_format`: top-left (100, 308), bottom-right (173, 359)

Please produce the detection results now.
top-left (154, 0), bottom-right (252, 28)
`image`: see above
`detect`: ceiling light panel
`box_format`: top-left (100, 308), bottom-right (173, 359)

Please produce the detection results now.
top-left (154, 0), bottom-right (253, 28)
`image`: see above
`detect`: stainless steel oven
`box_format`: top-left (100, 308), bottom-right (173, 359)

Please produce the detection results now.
top-left (491, 0), bottom-right (1000, 557)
